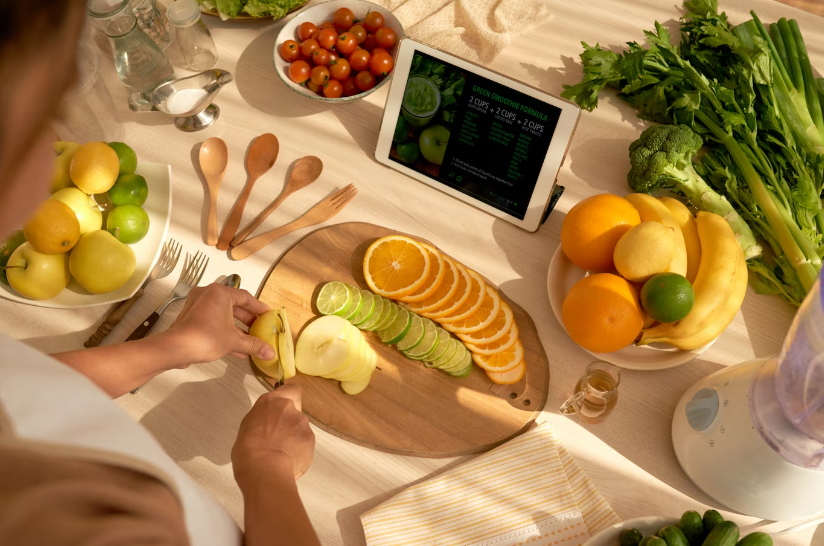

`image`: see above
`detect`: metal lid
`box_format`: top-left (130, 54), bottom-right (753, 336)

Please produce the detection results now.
top-left (166, 0), bottom-right (201, 27)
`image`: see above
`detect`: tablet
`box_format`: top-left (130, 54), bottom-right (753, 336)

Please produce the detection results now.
top-left (376, 39), bottom-right (580, 232)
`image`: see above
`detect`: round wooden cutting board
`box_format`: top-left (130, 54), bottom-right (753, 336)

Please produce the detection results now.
top-left (253, 222), bottom-right (549, 458)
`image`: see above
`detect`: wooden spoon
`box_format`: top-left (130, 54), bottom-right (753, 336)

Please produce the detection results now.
top-left (199, 137), bottom-right (229, 246)
top-left (231, 156), bottom-right (323, 247)
top-left (217, 133), bottom-right (279, 250)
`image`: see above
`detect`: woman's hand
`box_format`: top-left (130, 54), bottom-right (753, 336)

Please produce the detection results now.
top-left (232, 384), bottom-right (315, 487)
top-left (166, 283), bottom-right (276, 364)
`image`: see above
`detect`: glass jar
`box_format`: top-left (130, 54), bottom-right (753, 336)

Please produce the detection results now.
top-left (166, 0), bottom-right (218, 72)
top-left (131, 0), bottom-right (175, 50)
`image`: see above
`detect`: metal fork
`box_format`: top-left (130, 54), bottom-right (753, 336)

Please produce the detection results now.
top-left (228, 183), bottom-right (358, 260)
top-left (85, 238), bottom-right (182, 348)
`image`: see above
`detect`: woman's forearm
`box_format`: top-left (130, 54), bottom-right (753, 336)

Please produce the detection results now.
top-left (52, 332), bottom-right (190, 397)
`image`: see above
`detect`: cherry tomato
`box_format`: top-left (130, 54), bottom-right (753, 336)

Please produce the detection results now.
top-left (280, 40), bottom-right (301, 62)
top-left (355, 70), bottom-right (376, 91)
top-left (372, 47), bottom-right (388, 56)
top-left (349, 49), bottom-right (371, 72)
top-left (310, 28), bottom-right (322, 41)
top-left (328, 50), bottom-right (340, 63)
top-left (333, 7), bottom-right (355, 31)
top-left (362, 32), bottom-right (377, 52)
top-left (375, 27), bottom-right (397, 49)
top-left (289, 60), bottom-right (311, 83)
top-left (306, 80), bottom-right (322, 93)
top-left (335, 32), bottom-right (358, 55)
top-left (349, 24), bottom-right (367, 44)
top-left (311, 65), bottom-right (330, 86)
top-left (323, 79), bottom-right (343, 98)
top-left (300, 39), bottom-right (319, 57)
top-left (320, 21), bottom-right (336, 31)
top-left (317, 29), bottom-right (337, 50)
top-left (311, 48), bottom-right (330, 66)
top-left (298, 22), bottom-right (317, 41)
top-left (329, 58), bottom-right (351, 81)
top-left (341, 76), bottom-right (359, 97)
top-left (363, 11), bottom-right (385, 32)
top-left (369, 50), bottom-right (393, 76)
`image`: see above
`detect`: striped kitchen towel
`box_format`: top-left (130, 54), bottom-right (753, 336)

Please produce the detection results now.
top-left (360, 423), bottom-right (619, 546)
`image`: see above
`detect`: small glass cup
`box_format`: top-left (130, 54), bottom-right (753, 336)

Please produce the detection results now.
top-left (560, 361), bottom-right (621, 424)
top-left (166, 0), bottom-right (218, 72)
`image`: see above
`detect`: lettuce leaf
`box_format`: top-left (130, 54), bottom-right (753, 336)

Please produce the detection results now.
top-left (243, 0), bottom-right (306, 18)
top-left (215, 0), bottom-right (244, 17)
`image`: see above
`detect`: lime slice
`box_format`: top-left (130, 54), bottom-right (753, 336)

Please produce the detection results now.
top-left (447, 361), bottom-right (473, 378)
top-left (360, 297), bottom-right (386, 330)
top-left (426, 330), bottom-right (454, 362)
top-left (317, 281), bottom-right (351, 316)
top-left (440, 344), bottom-right (469, 372)
top-left (351, 290), bottom-right (375, 326)
top-left (397, 314), bottom-right (425, 351)
top-left (445, 348), bottom-right (473, 376)
top-left (428, 338), bottom-right (458, 368)
top-left (343, 284), bottom-right (363, 320)
top-left (379, 307), bottom-right (412, 344)
top-left (374, 301), bottom-right (398, 331)
top-left (402, 319), bottom-right (438, 359)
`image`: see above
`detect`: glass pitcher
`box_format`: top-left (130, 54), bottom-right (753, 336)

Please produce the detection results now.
top-left (131, 0), bottom-right (175, 50)
top-left (87, 0), bottom-right (174, 95)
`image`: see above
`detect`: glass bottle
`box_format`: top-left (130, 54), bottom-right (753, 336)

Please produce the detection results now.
top-left (166, 0), bottom-right (218, 72)
top-left (87, 0), bottom-right (175, 94)
top-left (130, 0), bottom-right (175, 50)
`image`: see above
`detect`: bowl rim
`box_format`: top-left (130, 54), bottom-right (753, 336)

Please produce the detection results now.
top-left (272, 0), bottom-right (405, 103)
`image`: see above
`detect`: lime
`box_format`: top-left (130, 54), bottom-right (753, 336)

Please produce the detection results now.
top-left (343, 284), bottom-right (363, 320)
top-left (397, 313), bottom-right (425, 351)
top-left (396, 141), bottom-right (420, 164)
top-left (350, 290), bottom-right (375, 325)
top-left (108, 142), bottom-right (138, 175)
top-left (374, 301), bottom-right (398, 331)
top-left (0, 230), bottom-right (26, 285)
top-left (359, 296), bottom-right (386, 330)
top-left (108, 173), bottom-right (148, 206)
top-left (317, 281), bottom-right (351, 316)
top-left (107, 204), bottom-right (150, 245)
top-left (393, 117), bottom-right (408, 143)
top-left (379, 307), bottom-right (412, 345)
top-left (404, 324), bottom-right (445, 360)
top-left (426, 338), bottom-right (458, 368)
top-left (640, 273), bottom-right (695, 323)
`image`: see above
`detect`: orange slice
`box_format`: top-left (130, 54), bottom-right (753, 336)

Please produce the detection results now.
top-left (442, 285), bottom-right (501, 334)
top-left (472, 340), bottom-right (523, 373)
top-left (464, 322), bottom-right (519, 355)
top-left (486, 361), bottom-right (526, 385)
top-left (438, 269), bottom-right (486, 324)
top-left (400, 244), bottom-right (445, 303)
top-left (363, 236), bottom-right (431, 298)
top-left (457, 300), bottom-right (514, 345)
top-left (421, 262), bottom-right (472, 319)
top-left (404, 256), bottom-right (459, 314)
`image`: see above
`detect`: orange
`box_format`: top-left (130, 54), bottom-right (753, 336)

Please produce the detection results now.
top-left (472, 340), bottom-right (523, 373)
top-left (363, 235), bottom-right (431, 298)
top-left (404, 256), bottom-right (458, 314)
top-left (422, 262), bottom-right (472, 319)
top-left (486, 361), bottom-right (526, 385)
top-left (562, 273), bottom-right (643, 353)
top-left (23, 200), bottom-right (80, 254)
top-left (442, 285), bottom-right (501, 334)
top-left (457, 300), bottom-right (514, 345)
top-left (400, 244), bottom-right (445, 302)
top-left (466, 322), bottom-right (519, 355)
top-left (561, 194), bottom-right (640, 272)
top-left (69, 142), bottom-right (120, 195)
top-left (439, 269), bottom-right (486, 323)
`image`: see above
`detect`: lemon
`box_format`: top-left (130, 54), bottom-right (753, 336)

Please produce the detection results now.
top-left (23, 200), bottom-right (80, 254)
top-left (70, 142), bottom-right (120, 195)
top-left (640, 273), bottom-right (695, 323)
top-left (107, 204), bottom-right (150, 245)
top-left (613, 221), bottom-right (677, 282)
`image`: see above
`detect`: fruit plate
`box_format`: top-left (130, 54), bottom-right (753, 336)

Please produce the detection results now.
top-left (582, 517), bottom-right (679, 546)
top-left (0, 162), bottom-right (172, 309)
top-left (546, 246), bottom-right (715, 370)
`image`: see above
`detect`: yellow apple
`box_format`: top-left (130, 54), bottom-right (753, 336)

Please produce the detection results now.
top-left (51, 141), bottom-right (81, 194)
top-left (6, 243), bottom-right (70, 300)
top-left (50, 188), bottom-right (103, 235)
top-left (249, 310), bottom-right (283, 379)
top-left (69, 231), bottom-right (135, 294)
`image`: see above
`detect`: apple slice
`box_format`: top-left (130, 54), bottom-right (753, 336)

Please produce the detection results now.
top-left (341, 374), bottom-right (372, 395)
top-left (325, 324), bottom-right (365, 380)
top-left (275, 308), bottom-right (296, 379)
top-left (346, 346), bottom-right (377, 383)
top-left (331, 336), bottom-right (371, 381)
top-left (295, 315), bottom-right (351, 376)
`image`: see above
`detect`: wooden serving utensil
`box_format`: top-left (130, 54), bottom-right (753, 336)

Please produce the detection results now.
top-left (217, 133), bottom-right (279, 250)
top-left (199, 137), bottom-right (229, 246)
top-left (231, 155), bottom-right (323, 247)
top-left (230, 183), bottom-right (357, 260)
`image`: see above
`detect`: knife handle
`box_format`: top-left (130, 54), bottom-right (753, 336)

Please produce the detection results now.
top-left (85, 289), bottom-right (145, 348)
top-left (126, 311), bottom-right (161, 342)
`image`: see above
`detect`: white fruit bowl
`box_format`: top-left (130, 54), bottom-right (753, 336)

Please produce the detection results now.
top-left (272, 0), bottom-right (404, 103)
top-left (583, 517), bottom-right (679, 546)
top-left (547, 246), bottom-right (716, 370)
top-left (0, 162), bottom-right (172, 309)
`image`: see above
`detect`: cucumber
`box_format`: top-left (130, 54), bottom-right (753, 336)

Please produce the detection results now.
top-left (702, 510), bottom-right (725, 537)
top-left (702, 521), bottom-right (738, 546)
top-left (620, 528), bottom-right (644, 546)
top-left (658, 526), bottom-right (689, 546)
top-left (679, 511), bottom-right (704, 546)
top-left (735, 533), bottom-right (772, 546)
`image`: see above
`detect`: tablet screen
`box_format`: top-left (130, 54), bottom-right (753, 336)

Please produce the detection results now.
top-left (388, 51), bottom-right (562, 220)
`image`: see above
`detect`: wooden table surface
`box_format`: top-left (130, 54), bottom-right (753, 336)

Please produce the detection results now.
top-left (3, 0), bottom-right (823, 544)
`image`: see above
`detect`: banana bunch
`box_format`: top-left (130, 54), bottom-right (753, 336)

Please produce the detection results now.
top-left (249, 307), bottom-right (297, 380)
top-left (624, 194), bottom-right (689, 278)
top-left (639, 211), bottom-right (748, 350)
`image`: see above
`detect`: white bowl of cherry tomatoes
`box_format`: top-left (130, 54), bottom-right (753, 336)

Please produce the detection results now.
top-left (274, 0), bottom-right (404, 101)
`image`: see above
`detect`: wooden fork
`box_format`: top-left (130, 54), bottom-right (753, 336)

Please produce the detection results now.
top-left (229, 184), bottom-right (357, 260)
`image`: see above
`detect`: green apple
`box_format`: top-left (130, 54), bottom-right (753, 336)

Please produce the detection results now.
top-left (419, 125), bottom-right (450, 165)
top-left (51, 141), bottom-right (81, 194)
top-left (50, 188), bottom-right (103, 235)
top-left (0, 231), bottom-right (26, 285)
top-left (396, 141), bottom-right (420, 164)
top-left (69, 230), bottom-right (135, 294)
top-left (6, 243), bottom-right (70, 300)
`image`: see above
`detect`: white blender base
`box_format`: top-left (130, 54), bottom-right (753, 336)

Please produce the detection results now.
top-left (672, 358), bottom-right (824, 520)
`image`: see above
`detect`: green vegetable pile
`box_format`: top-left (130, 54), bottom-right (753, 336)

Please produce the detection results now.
top-left (620, 510), bottom-right (771, 546)
top-left (409, 55), bottom-right (465, 126)
top-left (562, 0), bottom-right (824, 306)
top-left (197, 0), bottom-right (305, 20)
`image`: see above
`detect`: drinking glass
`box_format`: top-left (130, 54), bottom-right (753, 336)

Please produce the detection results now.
top-left (560, 361), bottom-right (620, 424)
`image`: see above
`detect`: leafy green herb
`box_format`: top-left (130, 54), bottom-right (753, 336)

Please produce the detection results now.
top-left (410, 55), bottom-right (465, 128)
